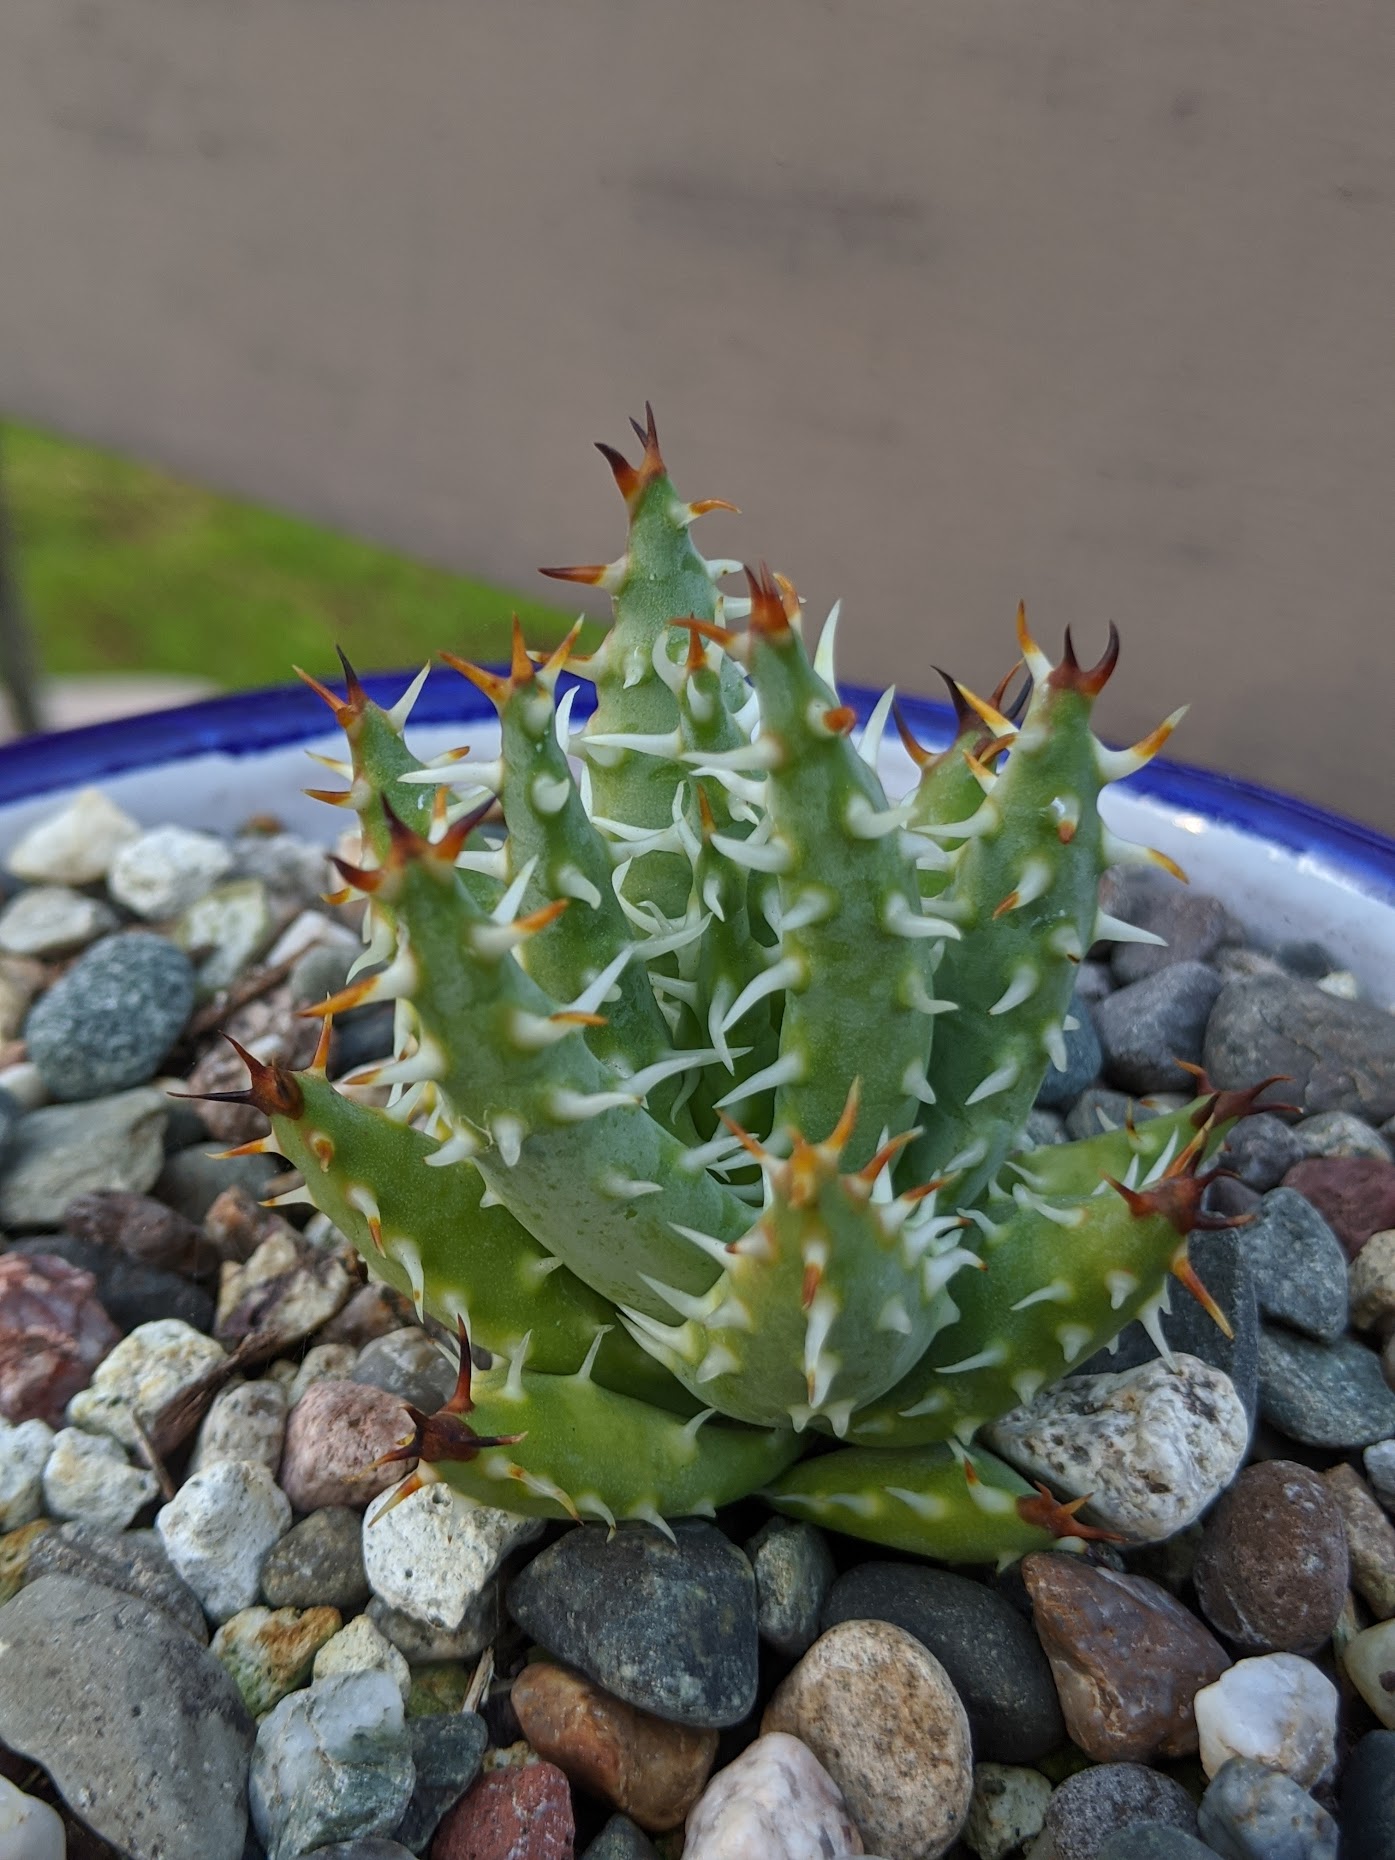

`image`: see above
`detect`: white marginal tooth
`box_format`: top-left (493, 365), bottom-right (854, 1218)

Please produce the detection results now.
top-left (508, 1008), bottom-right (574, 1051)
top-left (398, 761), bottom-right (498, 790)
top-left (721, 956), bottom-right (804, 1036)
top-left (989, 963), bottom-right (1038, 1017)
top-left (1009, 1278), bottom-right (1072, 1313)
top-left (901, 1061), bottom-right (937, 1105)
top-left (877, 1296), bottom-right (913, 1335)
top-left (884, 894), bottom-right (961, 942)
top-left (564, 948), bottom-right (633, 1018)
top-left (844, 792), bottom-right (912, 840)
top-left (857, 685), bottom-right (896, 770)
top-left (621, 1049), bottom-right (730, 1101)
top-left (1093, 909), bottom-right (1168, 947)
top-left (530, 773), bottom-right (572, 817)
top-left (575, 1326), bottom-right (607, 1381)
top-left (385, 664), bottom-right (432, 732)
top-left (700, 872), bottom-right (727, 923)
top-left (503, 1330), bottom-right (532, 1398)
top-left (936, 1344), bottom-right (1007, 1375)
top-left (677, 1134), bottom-right (745, 1174)
top-left (491, 1115), bottom-right (525, 1167)
top-left (1043, 1022), bottom-right (1069, 1072)
top-left (812, 599), bottom-right (842, 686)
top-left (554, 684), bottom-right (579, 748)
top-left (696, 1343), bottom-right (741, 1384)
top-left (668, 1222), bottom-right (738, 1265)
top-left (597, 1171), bottom-right (663, 1201)
top-left (704, 557), bottom-right (744, 580)
top-left (639, 1274), bottom-right (718, 1324)
top-left (554, 864), bottom-right (602, 908)
top-left (548, 1088), bottom-right (638, 1122)
top-left (903, 972), bottom-right (958, 1017)
top-left (582, 730), bottom-right (683, 757)
top-left (965, 1059), bottom-right (1020, 1106)
top-left (425, 1129), bottom-right (481, 1167)
top-left (1012, 857), bottom-right (1052, 911)
top-left (453, 846), bottom-right (510, 880)
top-left (1095, 706), bottom-right (1188, 781)
top-left (1056, 1321), bottom-right (1097, 1365)
top-left (1048, 922), bottom-right (1085, 961)
top-left (714, 1052), bottom-right (803, 1111)
top-left (711, 831), bottom-right (791, 874)
top-left (491, 857), bottom-right (539, 926)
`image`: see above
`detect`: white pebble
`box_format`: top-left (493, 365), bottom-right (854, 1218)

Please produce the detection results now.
top-left (0, 1774), bottom-right (66, 1860)
top-left (0, 887), bottom-right (117, 957)
top-left (1341, 1618), bottom-right (1395, 1728)
top-left (985, 1353), bottom-right (1249, 1540)
top-left (363, 1478), bottom-right (543, 1632)
top-left (108, 826), bottom-right (234, 919)
top-left (190, 1379), bottom-right (289, 1478)
top-left (5, 787), bottom-right (140, 887)
top-left (312, 1611), bottom-right (412, 1703)
top-left (42, 1427), bottom-right (159, 1530)
top-left (156, 1458), bottom-right (291, 1624)
top-left (0, 1061), bottom-right (48, 1111)
top-left (0, 1417), bottom-right (54, 1531)
top-left (685, 1732), bottom-right (862, 1860)
top-left (1194, 1653), bottom-right (1338, 1787)
top-left (67, 1319), bottom-right (226, 1451)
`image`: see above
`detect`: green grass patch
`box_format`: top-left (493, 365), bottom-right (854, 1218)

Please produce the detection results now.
top-left (5, 422), bottom-right (586, 691)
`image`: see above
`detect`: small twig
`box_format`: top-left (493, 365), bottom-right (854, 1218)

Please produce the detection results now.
top-left (188, 953), bottom-right (300, 1037)
top-left (463, 1645), bottom-right (495, 1715)
top-left (127, 1406), bottom-right (177, 1502)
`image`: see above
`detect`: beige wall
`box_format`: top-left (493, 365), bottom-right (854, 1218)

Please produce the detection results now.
top-left (2, 1), bottom-right (1393, 831)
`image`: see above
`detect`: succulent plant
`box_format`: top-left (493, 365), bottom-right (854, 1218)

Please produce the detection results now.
top-left (217, 409), bottom-right (1260, 1562)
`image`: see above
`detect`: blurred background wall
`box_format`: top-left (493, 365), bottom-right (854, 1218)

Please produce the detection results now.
top-left (1, 0), bottom-right (1392, 828)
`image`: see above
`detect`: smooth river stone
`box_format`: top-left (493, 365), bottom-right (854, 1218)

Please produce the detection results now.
top-left (1193, 1654), bottom-right (1338, 1787)
top-left (1022, 1552), bottom-right (1229, 1762)
top-left (1192, 1460), bottom-right (1349, 1654)
top-left (683, 1732), bottom-right (862, 1860)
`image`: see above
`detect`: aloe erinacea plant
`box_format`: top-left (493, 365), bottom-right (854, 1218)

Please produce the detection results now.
top-left (217, 410), bottom-right (1260, 1562)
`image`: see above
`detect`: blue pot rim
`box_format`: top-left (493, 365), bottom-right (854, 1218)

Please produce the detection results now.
top-left (2, 667), bottom-right (1393, 893)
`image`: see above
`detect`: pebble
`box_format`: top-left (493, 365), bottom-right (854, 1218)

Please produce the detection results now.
top-left (984, 1354), bottom-right (1248, 1540)
top-left (0, 1773), bottom-right (66, 1860)
top-left (249, 1670), bottom-right (416, 1860)
top-left (302, 1845), bottom-right (417, 1860)
top-left (762, 1618), bottom-right (971, 1860)
top-left (280, 1381), bottom-right (419, 1511)
top-left (0, 1572), bottom-right (254, 1860)
top-left (156, 1457), bottom-right (292, 1623)
top-left (1351, 1230), bottom-right (1395, 1334)
top-left (1034, 989), bottom-right (1102, 1110)
top-left (108, 825), bottom-right (235, 918)
top-left (174, 878), bottom-right (276, 993)
top-left (1241, 1188), bottom-right (1349, 1341)
top-left (1341, 1729), bottom-right (1395, 1860)
top-left (4, 786), bottom-right (141, 886)
top-left (232, 831), bottom-right (334, 909)
top-left (507, 1520), bottom-right (759, 1730)
top-left (1039, 1763), bottom-right (1198, 1860)
top-left (406, 1664), bottom-right (474, 1719)
top-left (1295, 1109), bottom-right (1392, 1162)
top-left (1368, 1439), bottom-right (1395, 1514)
top-left (321, 1283), bottom-right (405, 1349)
top-left (41, 1425), bottom-right (159, 1528)
top-left (156, 1141), bottom-right (282, 1224)
top-left (1021, 1551), bottom-right (1229, 1762)
top-left (25, 933), bottom-right (196, 1102)
top-left (0, 959), bottom-right (40, 1042)
top-left (1193, 1653), bottom-right (1338, 1786)
top-left (582, 1815), bottom-right (660, 1860)
top-left (1022, 1107), bottom-right (1068, 1148)
top-left (1281, 1156), bottom-right (1395, 1258)
top-left (367, 1589), bottom-right (502, 1666)
top-left (9, 1229), bottom-right (215, 1337)
top-left (1218, 1114), bottom-right (1306, 1193)
top-left (964, 1765), bottom-right (1052, 1860)
top-left (64, 1187), bottom-right (219, 1279)
top-left (0, 1252), bottom-right (120, 1428)
top-left (1343, 1619), bottom-right (1395, 1727)
top-left (0, 885), bottom-right (118, 957)
top-left (1204, 974), bottom-right (1395, 1125)
top-left (25, 1518), bottom-right (208, 1642)
top-left (1095, 1825), bottom-right (1219, 1860)
top-left (267, 901), bottom-right (357, 972)
top-left (191, 1378), bottom-right (289, 1477)
top-left (364, 1477), bottom-right (542, 1633)
top-left (1257, 1326), bottom-right (1395, 1448)
top-left (1100, 872), bottom-right (1242, 983)
top-left (0, 1517), bottom-right (50, 1605)
top-left (1324, 1462), bottom-right (1395, 1617)
top-left (0, 1416), bottom-right (52, 1528)
top-left (286, 1340), bottom-right (359, 1405)
top-left (821, 1562), bottom-right (1063, 1762)
top-left (432, 1759), bottom-right (574, 1860)
top-left (513, 1659), bottom-right (717, 1833)
top-left (1093, 961), bottom-right (1224, 1095)
top-left (745, 1517), bottom-right (835, 1658)
top-left (212, 1602), bottom-right (343, 1716)
top-left (68, 1317), bottom-right (226, 1450)
top-left (353, 1327), bottom-right (457, 1412)
top-left (261, 1504), bottom-right (369, 1610)
top-left (1192, 1460), bottom-right (1349, 1653)
top-left (1065, 1087), bottom-right (1164, 1143)
top-left (289, 936), bottom-right (357, 1008)
top-left (395, 1709), bottom-right (489, 1853)
top-left (314, 1611), bottom-right (413, 1702)
top-left (683, 1732), bottom-right (862, 1860)
top-left (1197, 1757), bottom-right (1338, 1860)
top-left (0, 1087), bottom-right (169, 1225)
top-left (215, 1228), bottom-right (355, 1354)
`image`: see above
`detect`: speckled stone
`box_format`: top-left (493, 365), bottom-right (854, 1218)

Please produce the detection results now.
top-left (683, 1733), bottom-right (862, 1860)
top-left (1342, 1619), bottom-right (1395, 1728)
top-left (1367, 1440), bottom-right (1395, 1515)
top-left (1351, 1230), bottom-right (1395, 1335)
top-left (0, 885), bottom-right (117, 958)
top-left (1257, 1327), bottom-right (1395, 1448)
top-left (507, 1521), bottom-right (759, 1730)
top-left (353, 1328), bottom-right (457, 1413)
top-left (0, 1088), bottom-right (169, 1225)
top-left (156, 1457), bottom-right (292, 1624)
top-left (762, 1619), bottom-right (972, 1860)
top-left (367, 1590), bottom-right (502, 1667)
top-left (24, 932), bottom-right (196, 1101)
top-left (1197, 1756), bottom-right (1338, 1860)
top-left (1192, 1460), bottom-right (1349, 1653)
top-left (249, 1670), bottom-right (415, 1860)
top-left (260, 1505), bottom-right (369, 1611)
top-left (364, 1478), bottom-right (542, 1634)
top-left (963, 1764), bottom-right (1052, 1860)
top-left (41, 1424), bottom-right (159, 1530)
top-left (1094, 962), bottom-right (1224, 1095)
top-left (1022, 1552), bottom-right (1229, 1762)
top-left (212, 1603), bottom-right (343, 1717)
top-left (4, 787), bottom-right (140, 886)
top-left (1323, 1462), bottom-right (1395, 1618)
top-left (431, 1760), bottom-right (574, 1860)
top-left (745, 1517), bottom-right (836, 1658)
top-left (1204, 974), bottom-right (1395, 1125)
top-left (190, 1378), bottom-right (289, 1477)
top-left (67, 1317), bottom-right (226, 1451)
top-left (395, 1708), bottom-right (489, 1853)
top-left (1039, 1763), bottom-right (1198, 1860)
top-left (280, 1380), bottom-right (414, 1512)
top-left (1218, 1115), bottom-right (1306, 1193)
top-left (1243, 1189), bottom-right (1349, 1342)
top-left (1194, 1654), bottom-right (1338, 1787)
top-left (0, 1417), bottom-right (51, 1530)
top-left (26, 1519), bottom-right (208, 1643)
top-left (313, 1612), bottom-right (413, 1704)
top-left (821, 1562), bottom-right (1063, 1763)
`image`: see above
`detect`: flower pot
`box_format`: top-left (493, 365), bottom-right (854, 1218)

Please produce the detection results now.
top-left (1, 670), bottom-right (1393, 996)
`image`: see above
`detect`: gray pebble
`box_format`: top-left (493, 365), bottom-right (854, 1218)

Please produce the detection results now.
top-left (352, 1330), bottom-right (457, 1414)
top-left (0, 885), bottom-right (118, 957)
top-left (0, 1088), bottom-right (169, 1226)
top-left (25, 933), bottom-right (195, 1102)
top-left (1258, 1326), bottom-right (1395, 1449)
top-left (155, 1143), bottom-right (282, 1224)
top-left (26, 1519), bottom-right (209, 1643)
top-left (582, 1817), bottom-right (661, 1860)
top-left (1094, 1828), bottom-right (1218, 1860)
top-left (366, 1590), bottom-right (502, 1666)
top-left (1034, 989), bottom-right (1102, 1110)
top-left (393, 1710), bottom-right (487, 1853)
top-left (1065, 1088), bottom-right (1165, 1144)
top-left (1099, 871), bottom-right (1242, 984)
top-left (261, 1508), bottom-right (370, 1612)
top-left (1042, 1764), bottom-right (1198, 1860)
top-left (1294, 1110), bottom-right (1392, 1162)
top-left (0, 1573), bottom-right (253, 1860)
top-left (1218, 1114), bottom-right (1305, 1193)
top-left (1204, 974), bottom-right (1395, 1124)
top-left (1094, 961), bottom-right (1224, 1095)
top-left (1273, 939), bottom-right (1338, 980)
top-left (1022, 1108), bottom-right (1068, 1148)
top-left (1244, 1188), bottom-right (1349, 1342)
top-left (1073, 961), bottom-right (1114, 1006)
top-left (745, 1517), bottom-right (835, 1658)
top-left (1198, 1756), bottom-right (1337, 1860)
top-left (507, 1520), bottom-right (758, 1728)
